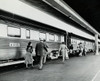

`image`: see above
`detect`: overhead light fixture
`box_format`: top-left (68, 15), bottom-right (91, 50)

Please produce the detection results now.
top-left (42, 0), bottom-right (70, 17)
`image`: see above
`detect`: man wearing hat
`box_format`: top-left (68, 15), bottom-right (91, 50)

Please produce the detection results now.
top-left (35, 38), bottom-right (47, 70)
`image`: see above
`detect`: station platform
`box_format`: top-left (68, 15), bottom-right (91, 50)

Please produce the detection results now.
top-left (0, 53), bottom-right (100, 81)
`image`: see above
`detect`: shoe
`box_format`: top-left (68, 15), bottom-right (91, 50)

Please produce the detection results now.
top-left (38, 67), bottom-right (43, 70)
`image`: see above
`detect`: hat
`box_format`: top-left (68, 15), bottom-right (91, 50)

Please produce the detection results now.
top-left (39, 38), bottom-right (44, 41)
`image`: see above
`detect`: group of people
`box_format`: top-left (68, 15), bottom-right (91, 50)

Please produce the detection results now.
top-left (24, 40), bottom-right (87, 70)
top-left (24, 38), bottom-right (48, 70)
top-left (77, 43), bottom-right (86, 56)
top-left (24, 39), bottom-right (69, 70)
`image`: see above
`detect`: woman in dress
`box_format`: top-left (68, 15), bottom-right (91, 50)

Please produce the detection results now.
top-left (59, 42), bottom-right (69, 63)
top-left (25, 42), bottom-right (34, 68)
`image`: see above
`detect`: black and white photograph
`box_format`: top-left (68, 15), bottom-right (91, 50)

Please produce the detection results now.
top-left (0, 0), bottom-right (100, 81)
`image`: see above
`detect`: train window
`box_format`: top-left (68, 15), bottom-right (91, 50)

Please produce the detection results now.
top-left (30, 30), bottom-right (39, 40)
top-left (87, 42), bottom-right (89, 45)
top-left (76, 40), bottom-right (78, 44)
top-left (72, 39), bottom-right (75, 44)
top-left (58, 36), bottom-right (61, 42)
top-left (46, 33), bottom-right (49, 41)
top-left (39, 32), bottom-right (46, 40)
top-left (55, 35), bottom-right (59, 42)
top-left (61, 36), bottom-right (64, 42)
top-left (49, 34), bottom-right (55, 41)
top-left (7, 27), bottom-right (21, 37)
top-left (55, 35), bottom-right (61, 42)
top-left (26, 29), bottom-right (30, 39)
top-left (0, 24), bottom-right (7, 37)
top-left (55, 35), bottom-right (58, 41)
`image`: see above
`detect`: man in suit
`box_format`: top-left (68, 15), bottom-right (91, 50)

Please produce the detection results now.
top-left (35, 38), bottom-right (47, 70)
top-left (43, 39), bottom-right (48, 64)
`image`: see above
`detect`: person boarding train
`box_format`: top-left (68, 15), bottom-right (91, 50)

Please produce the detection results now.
top-left (24, 42), bottom-right (34, 68)
top-left (59, 42), bottom-right (69, 63)
top-left (35, 38), bottom-right (47, 70)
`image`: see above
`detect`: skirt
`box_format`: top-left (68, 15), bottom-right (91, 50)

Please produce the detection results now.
top-left (25, 52), bottom-right (34, 64)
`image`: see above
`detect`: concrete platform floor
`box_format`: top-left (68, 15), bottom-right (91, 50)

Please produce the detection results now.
top-left (0, 53), bottom-right (100, 81)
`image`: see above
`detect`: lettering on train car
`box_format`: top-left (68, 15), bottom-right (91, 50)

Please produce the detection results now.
top-left (9, 43), bottom-right (20, 47)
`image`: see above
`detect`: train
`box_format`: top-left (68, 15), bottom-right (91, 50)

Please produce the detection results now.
top-left (67, 33), bottom-right (95, 56)
top-left (0, 10), bottom-right (95, 66)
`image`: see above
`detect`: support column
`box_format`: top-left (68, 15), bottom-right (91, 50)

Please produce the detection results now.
top-left (95, 34), bottom-right (99, 55)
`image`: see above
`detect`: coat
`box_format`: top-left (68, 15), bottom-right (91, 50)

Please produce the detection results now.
top-left (35, 42), bottom-right (46, 56)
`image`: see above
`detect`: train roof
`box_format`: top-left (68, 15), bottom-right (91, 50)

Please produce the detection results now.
top-left (0, 9), bottom-right (66, 35)
top-left (69, 33), bottom-right (94, 42)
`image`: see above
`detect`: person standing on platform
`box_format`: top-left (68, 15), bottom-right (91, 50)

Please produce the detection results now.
top-left (43, 39), bottom-right (48, 64)
top-left (59, 42), bottom-right (69, 63)
top-left (69, 44), bottom-right (73, 55)
top-left (82, 44), bottom-right (87, 56)
top-left (78, 42), bottom-right (83, 56)
top-left (35, 38), bottom-right (47, 70)
top-left (25, 42), bottom-right (34, 68)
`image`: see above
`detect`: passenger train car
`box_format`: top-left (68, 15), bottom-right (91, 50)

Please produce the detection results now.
top-left (67, 33), bottom-right (95, 56)
top-left (0, 10), bottom-right (95, 66)
top-left (0, 10), bottom-right (66, 66)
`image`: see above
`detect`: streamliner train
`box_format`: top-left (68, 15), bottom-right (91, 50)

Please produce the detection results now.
top-left (0, 10), bottom-right (95, 66)
top-left (0, 10), bottom-right (67, 66)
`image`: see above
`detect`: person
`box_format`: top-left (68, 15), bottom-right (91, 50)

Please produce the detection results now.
top-left (78, 42), bottom-right (83, 56)
top-left (82, 44), bottom-right (87, 56)
top-left (25, 42), bottom-right (34, 68)
top-left (59, 42), bottom-right (69, 63)
top-left (69, 44), bottom-right (73, 55)
top-left (43, 39), bottom-right (48, 64)
top-left (76, 45), bottom-right (80, 56)
top-left (35, 38), bottom-right (47, 70)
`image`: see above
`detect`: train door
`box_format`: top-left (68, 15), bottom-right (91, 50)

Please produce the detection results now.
top-left (66, 32), bottom-right (71, 48)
